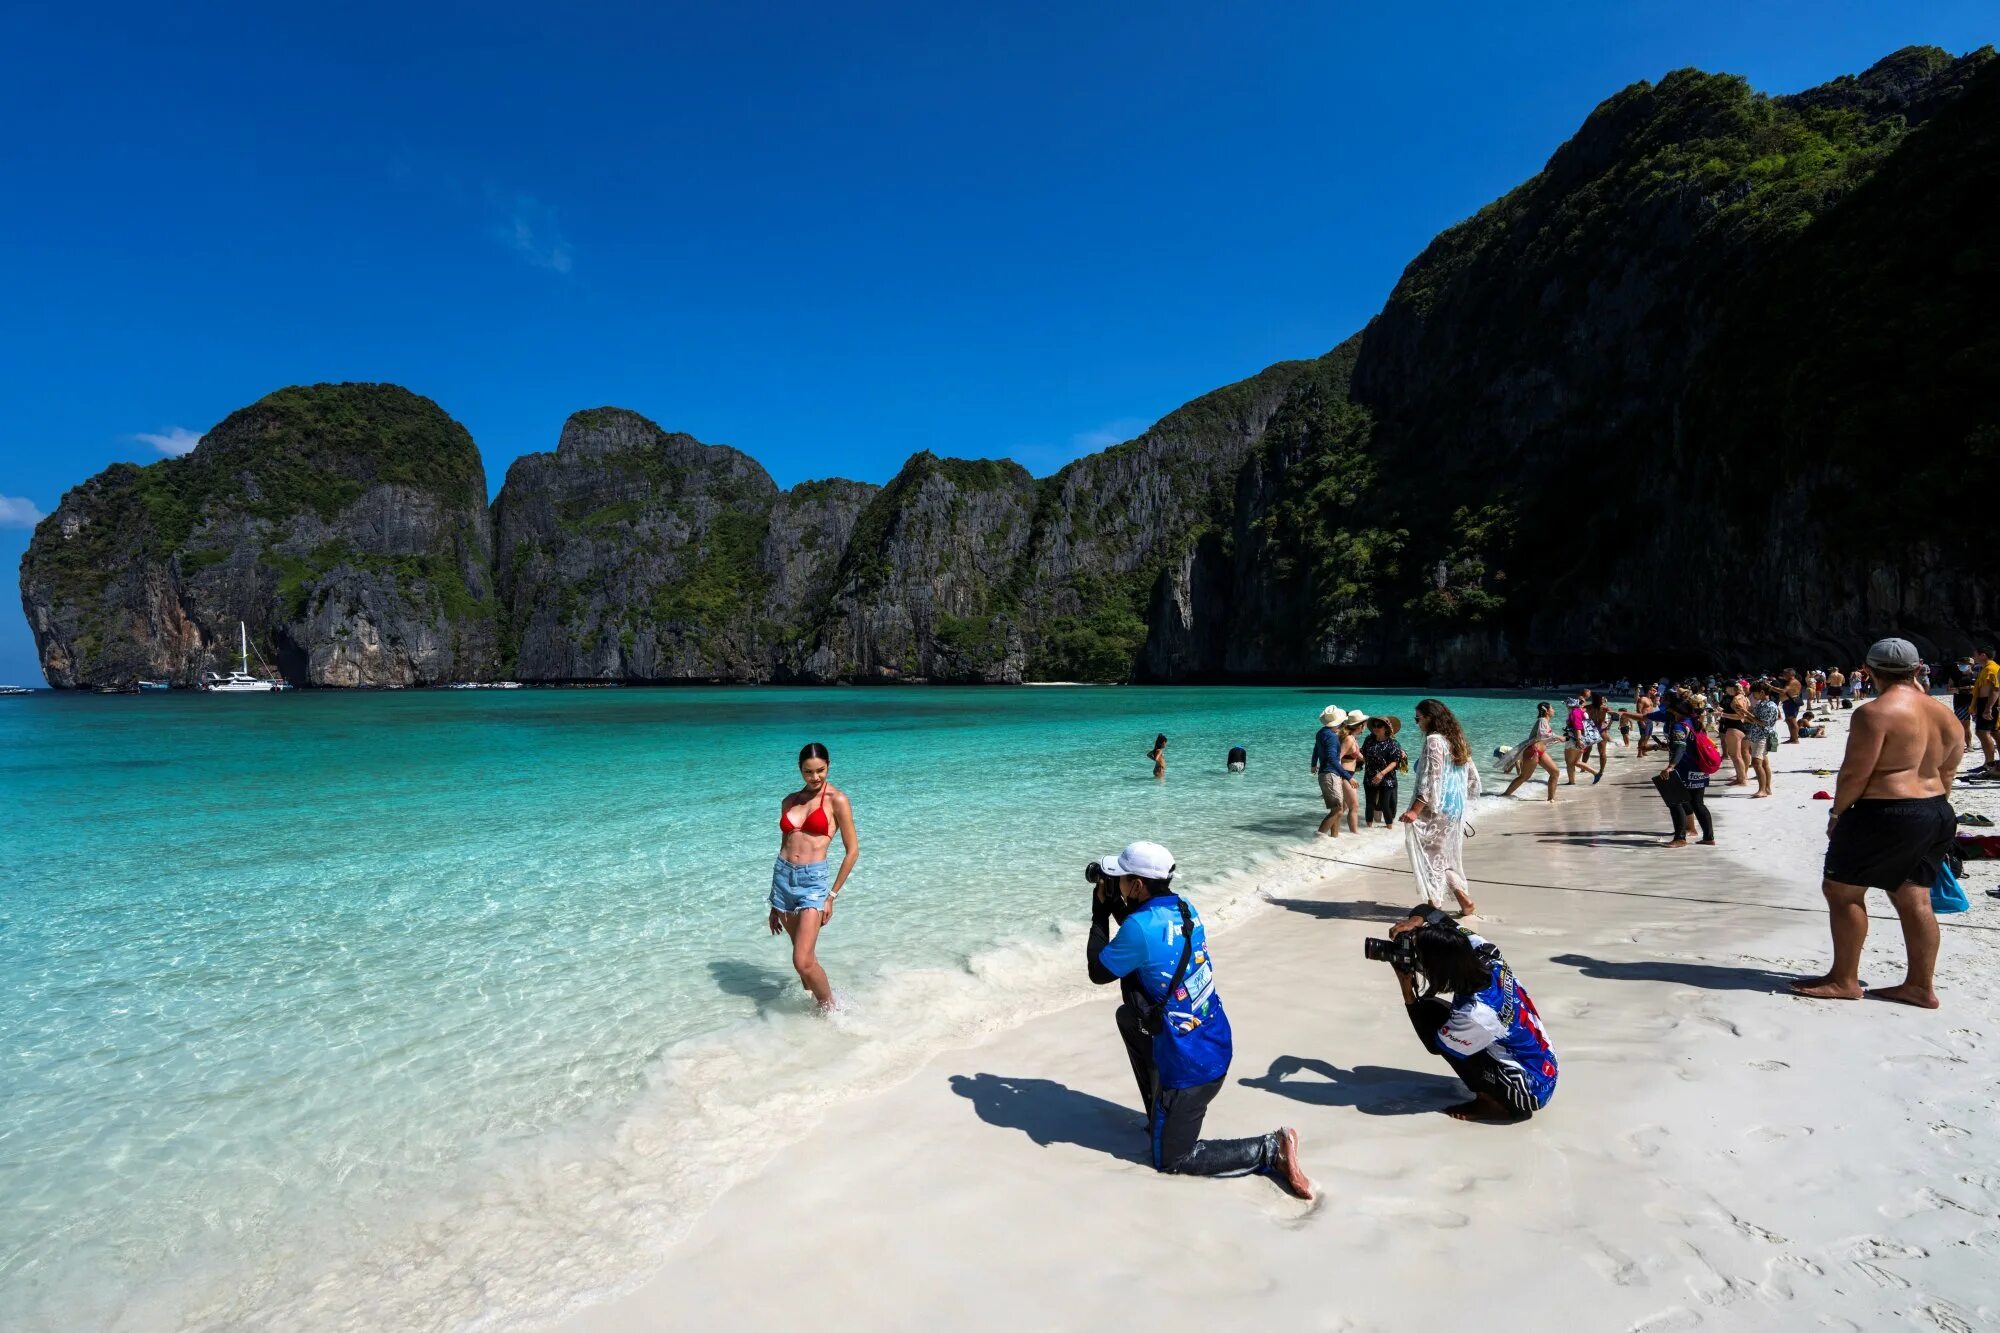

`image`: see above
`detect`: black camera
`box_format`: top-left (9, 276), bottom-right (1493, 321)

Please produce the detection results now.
top-left (1084, 860), bottom-right (1104, 884)
top-left (1363, 933), bottom-right (1421, 974)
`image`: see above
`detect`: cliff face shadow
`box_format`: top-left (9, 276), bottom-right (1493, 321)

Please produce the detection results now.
top-left (706, 958), bottom-right (799, 1013)
top-left (1239, 1055), bottom-right (1460, 1116)
top-left (1266, 897), bottom-right (1409, 923)
top-left (1550, 953), bottom-right (1791, 992)
top-left (947, 1073), bottom-right (1148, 1162)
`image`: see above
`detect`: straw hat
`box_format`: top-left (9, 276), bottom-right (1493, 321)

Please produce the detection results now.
top-left (1319, 705), bottom-right (1344, 725)
top-left (1340, 709), bottom-right (1368, 728)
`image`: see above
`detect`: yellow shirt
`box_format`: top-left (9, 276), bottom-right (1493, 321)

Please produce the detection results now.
top-left (1978, 660), bottom-right (1999, 698)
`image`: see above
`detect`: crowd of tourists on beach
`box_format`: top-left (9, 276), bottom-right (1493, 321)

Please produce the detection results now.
top-left (756, 637), bottom-right (1976, 1205)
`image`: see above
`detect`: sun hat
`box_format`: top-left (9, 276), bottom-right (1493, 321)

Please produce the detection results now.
top-left (1866, 637), bottom-right (1920, 670)
top-left (1319, 705), bottom-right (1344, 725)
top-left (1097, 840), bottom-right (1176, 881)
top-left (1341, 709), bottom-right (1368, 727)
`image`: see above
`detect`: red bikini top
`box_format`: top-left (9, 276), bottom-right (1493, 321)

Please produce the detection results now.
top-left (781, 792), bottom-right (832, 837)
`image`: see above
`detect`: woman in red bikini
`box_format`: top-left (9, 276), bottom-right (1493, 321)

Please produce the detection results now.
top-left (770, 742), bottom-right (860, 1009)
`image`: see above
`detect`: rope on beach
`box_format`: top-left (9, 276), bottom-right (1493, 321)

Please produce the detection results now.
top-left (1285, 850), bottom-right (2000, 932)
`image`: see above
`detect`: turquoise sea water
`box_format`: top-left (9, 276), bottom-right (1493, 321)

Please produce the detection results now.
top-left (0, 686), bottom-right (1529, 1330)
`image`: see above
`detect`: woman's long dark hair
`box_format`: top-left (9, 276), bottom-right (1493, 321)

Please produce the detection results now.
top-left (1414, 699), bottom-right (1470, 766)
top-left (1153, 733), bottom-right (1168, 751)
top-left (1415, 923), bottom-right (1493, 993)
top-left (798, 742), bottom-right (830, 765)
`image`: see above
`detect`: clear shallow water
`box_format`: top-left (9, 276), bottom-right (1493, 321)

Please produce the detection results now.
top-left (0, 686), bottom-right (1529, 1330)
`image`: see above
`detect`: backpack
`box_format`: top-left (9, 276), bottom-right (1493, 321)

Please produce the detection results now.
top-left (1691, 729), bottom-right (1723, 775)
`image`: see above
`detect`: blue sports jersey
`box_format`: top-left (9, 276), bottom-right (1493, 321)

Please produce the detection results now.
top-left (1098, 895), bottom-right (1233, 1089)
top-left (1437, 956), bottom-right (1558, 1108)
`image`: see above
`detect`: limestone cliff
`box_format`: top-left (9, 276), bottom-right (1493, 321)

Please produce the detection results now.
top-left (20, 384), bottom-right (498, 687)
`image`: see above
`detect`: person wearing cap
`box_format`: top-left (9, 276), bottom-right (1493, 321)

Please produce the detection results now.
top-left (1084, 840), bottom-right (1312, 1197)
top-left (1794, 637), bottom-right (1962, 1009)
top-left (1310, 705), bottom-right (1352, 837)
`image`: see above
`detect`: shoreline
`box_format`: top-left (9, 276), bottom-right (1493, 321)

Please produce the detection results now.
top-left (563, 721), bottom-right (1999, 1332)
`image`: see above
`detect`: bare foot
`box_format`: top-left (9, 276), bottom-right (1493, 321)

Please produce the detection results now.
top-left (1663, 838), bottom-right (1688, 848)
top-left (1444, 1094), bottom-right (1523, 1124)
top-left (1454, 899), bottom-right (1477, 918)
top-left (1790, 978), bottom-right (1864, 1000)
top-left (1271, 1126), bottom-right (1314, 1199)
top-left (1866, 984), bottom-right (1940, 1009)
top-left (1752, 791), bottom-right (1772, 799)
top-left (1696, 838), bottom-right (1716, 846)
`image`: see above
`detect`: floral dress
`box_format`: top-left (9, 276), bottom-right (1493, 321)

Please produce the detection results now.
top-left (1406, 732), bottom-right (1482, 907)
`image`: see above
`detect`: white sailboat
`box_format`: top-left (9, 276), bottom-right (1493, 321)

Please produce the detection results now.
top-left (200, 622), bottom-right (281, 693)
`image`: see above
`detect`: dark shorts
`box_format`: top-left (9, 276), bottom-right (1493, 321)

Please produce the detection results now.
top-left (1782, 699), bottom-right (1801, 718)
top-left (1823, 795), bottom-right (1956, 892)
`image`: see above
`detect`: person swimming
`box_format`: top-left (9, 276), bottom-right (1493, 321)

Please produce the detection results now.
top-left (1227, 744), bottom-right (1247, 773)
top-left (770, 742), bottom-right (860, 1009)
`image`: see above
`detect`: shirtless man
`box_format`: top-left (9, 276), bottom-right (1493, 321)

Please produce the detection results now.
top-left (1793, 638), bottom-right (1961, 1008)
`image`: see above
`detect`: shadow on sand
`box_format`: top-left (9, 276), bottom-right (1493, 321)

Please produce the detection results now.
top-left (1549, 953), bottom-right (1792, 992)
top-left (1265, 897), bottom-right (1410, 923)
top-left (1239, 1055), bottom-right (1461, 1115)
top-left (948, 1073), bottom-right (1148, 1162)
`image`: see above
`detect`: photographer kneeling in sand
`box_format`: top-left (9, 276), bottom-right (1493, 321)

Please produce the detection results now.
top-left (1375, 908), bottom-right (1558, 1123)
top-left (1084, 841), bottom-right (1313, 1197)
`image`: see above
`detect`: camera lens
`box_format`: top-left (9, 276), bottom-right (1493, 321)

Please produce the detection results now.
top-left (1084, 861), bottom-right (1103, 883)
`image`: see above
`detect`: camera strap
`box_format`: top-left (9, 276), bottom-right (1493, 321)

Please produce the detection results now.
top-left (1159, 898), bottom-right (1196, 1021)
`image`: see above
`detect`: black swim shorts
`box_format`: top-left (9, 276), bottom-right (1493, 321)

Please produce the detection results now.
top-left (1823, 795), bottom-right (1956, 892)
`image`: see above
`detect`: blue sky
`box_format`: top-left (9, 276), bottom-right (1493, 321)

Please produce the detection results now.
top-left (2, 2), bottom-right (1992, 684)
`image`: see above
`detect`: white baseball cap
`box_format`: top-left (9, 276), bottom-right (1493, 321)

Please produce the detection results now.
top-left (1098, 840), bottom-right (1176, 881)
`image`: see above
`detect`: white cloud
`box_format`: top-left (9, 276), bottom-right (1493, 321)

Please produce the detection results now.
top-left (494, 194), bottom-right (573, 274)
top-left (0, 494), bottom-right (45, 529)
top-left (133, 426), bottom-right (203, 456)
top-left (1014, 417), bottom-right (1153, 476)
top-left (1068, 418), bottom-right (1149, 453)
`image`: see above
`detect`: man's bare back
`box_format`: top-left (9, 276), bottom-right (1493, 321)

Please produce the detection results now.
top-left (1844, 684), bottom-right (1962, 801)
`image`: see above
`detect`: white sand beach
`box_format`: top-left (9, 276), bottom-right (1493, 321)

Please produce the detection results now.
top-left (565, 718), bottom-right (1999, 1332)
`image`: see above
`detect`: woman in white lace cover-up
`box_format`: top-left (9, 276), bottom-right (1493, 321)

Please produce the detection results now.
top-left (1400, 698), bottom-right (1481, 916)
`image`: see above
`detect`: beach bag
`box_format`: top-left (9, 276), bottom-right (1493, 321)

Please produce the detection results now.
top-left (1932, 862), bottom-right (1970, 915)
top-left (1691, 731), bottom-right (1722, 775)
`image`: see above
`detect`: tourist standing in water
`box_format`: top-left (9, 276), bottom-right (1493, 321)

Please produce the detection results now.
top-left (1311, 706), bottom-right (1350, 837)
top-left (1501, 702), bottom-right (1560, 802)
top-left (1401, 699), bottom-right (1480, 917)
top-left (1338, 711), bottom-right (1368, 833)
top-left (1361, 716), bottom-right (1406, 826)
top-left (1149, 734), bottom-right (1169, 780)
top-left (770, 742), bottom-right (860, 1009)
top-left (1795, 638), bottom-right (1961, 1008)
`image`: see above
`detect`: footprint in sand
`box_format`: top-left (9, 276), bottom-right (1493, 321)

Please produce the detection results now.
top-left (1839, 1236), bottom-right (1927, 1261)
top-left (1881, 1186), bottom-right (1994, 1220)
top-left (1914, 1303), bottom-right (1977, 1333)
top-left (1628, 1308), bottom-right (1701, 1332)
top-left (1849, 1259), bottom-right (1910, 1290)
top-left (1928, 1122), bottom-right (1971, 1139)
top-left (1745, 1123), bottom-right (1814, 1143)
top-left (1749, 1059), bottom-right (1789, 1071)
top-left (1881, 1051), bottom-right (1967, 1068)
top-left (1354, 1197), bottom-right (1469, 1228)
top-left (1627, 1124), bottom-right (1671, 1159)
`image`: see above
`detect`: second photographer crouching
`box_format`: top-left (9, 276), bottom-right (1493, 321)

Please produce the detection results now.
top-left (1372, 907), bottom-right (1559, 1123)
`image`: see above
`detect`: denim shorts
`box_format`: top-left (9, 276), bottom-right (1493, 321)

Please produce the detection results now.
top-left (770, 857), bottom-right (833, 913)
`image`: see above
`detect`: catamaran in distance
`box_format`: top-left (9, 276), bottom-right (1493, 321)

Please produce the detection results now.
top-left (200, 622), bottom-right (281, 692)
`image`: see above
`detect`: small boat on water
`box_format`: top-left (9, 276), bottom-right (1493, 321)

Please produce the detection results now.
top-left (0, 685), bottom-right (37, 696)
top-left (200, 622), bottom-right (282, 693)
top-left (138, 679), bottom-right (170, 692)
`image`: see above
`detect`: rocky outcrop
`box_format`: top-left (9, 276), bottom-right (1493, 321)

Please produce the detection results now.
top-left (20, 384), bottom-right (498, 687)
top-left (22, 46), bottom-right (1998, 686)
